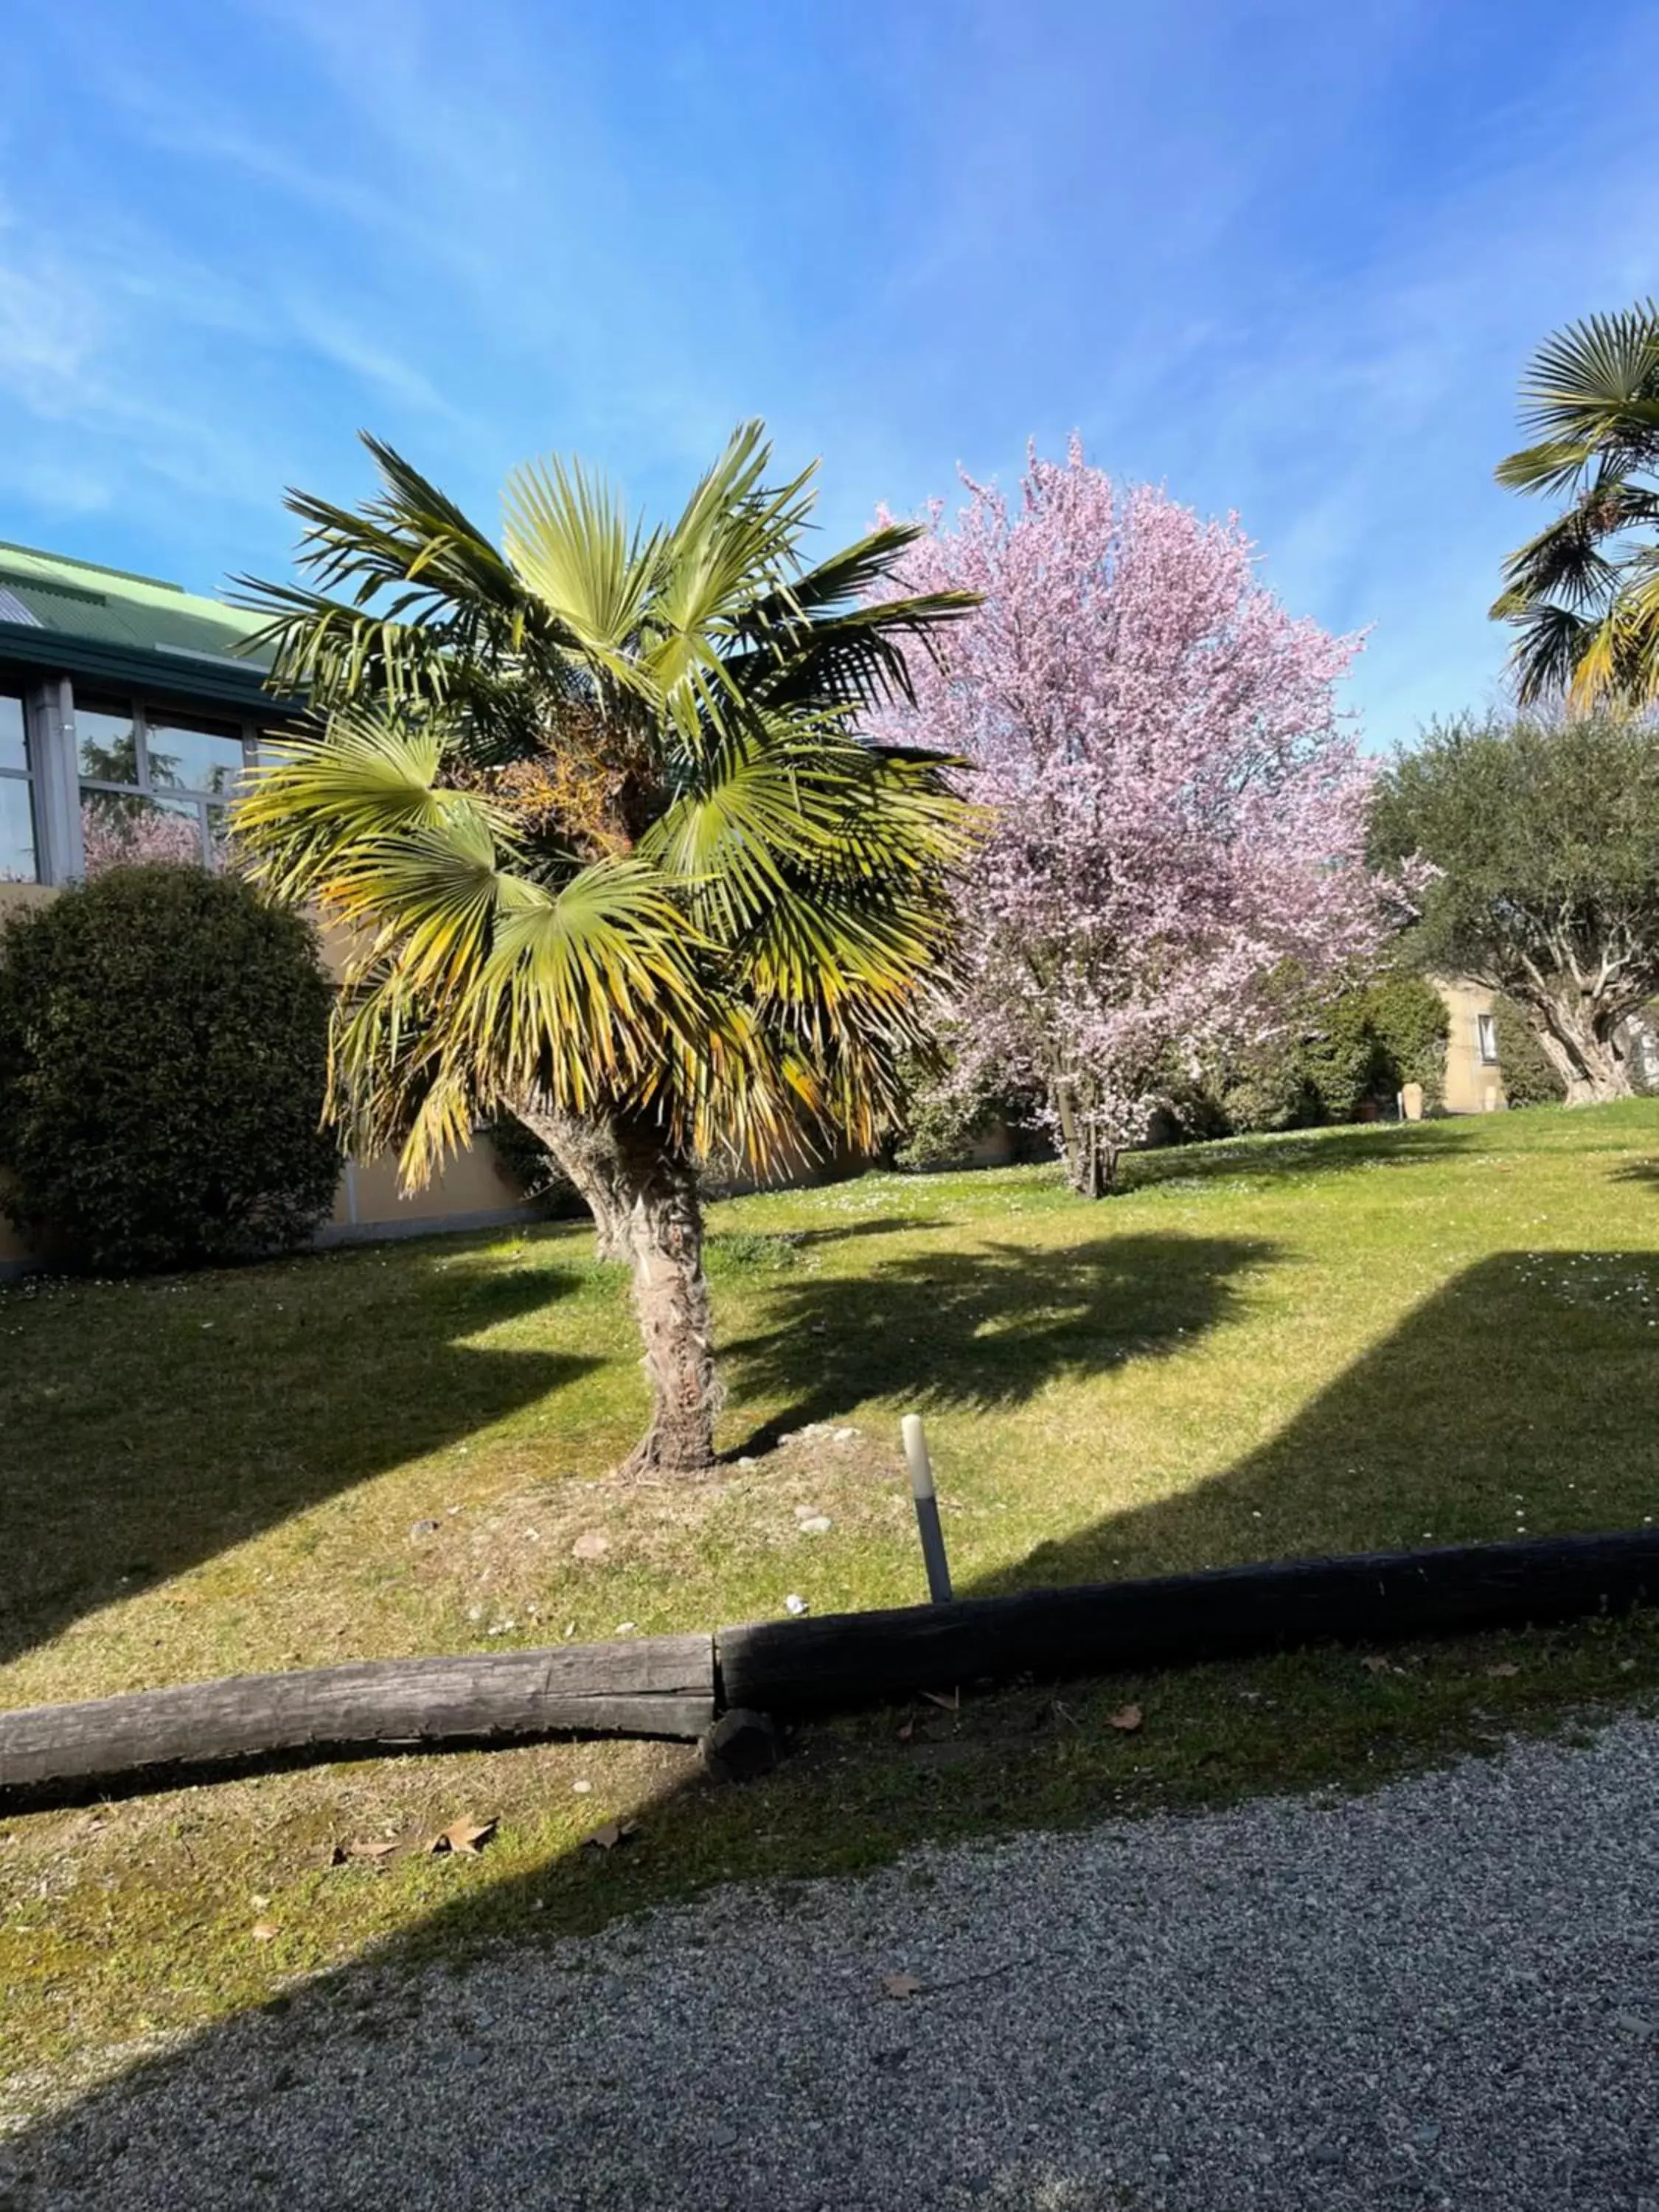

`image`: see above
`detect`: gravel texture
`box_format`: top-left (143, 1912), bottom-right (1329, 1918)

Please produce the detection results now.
top-left (7, 1717), bottom-right (1659, 2211)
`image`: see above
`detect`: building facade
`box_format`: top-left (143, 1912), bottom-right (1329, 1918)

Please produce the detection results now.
top-left (0, 540), bottom-right (535, 1273)
top-left (1434, 976), bottom-right (1506, 1113)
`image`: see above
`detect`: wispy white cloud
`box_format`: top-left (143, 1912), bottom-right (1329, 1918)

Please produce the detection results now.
top-left (0, 0), bottom-right (1654, 719)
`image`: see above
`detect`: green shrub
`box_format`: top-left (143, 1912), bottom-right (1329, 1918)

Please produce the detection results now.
top-left (891, 1046), bottom-right (1040, 1171)
top-left (1363, 973), bottom-right (1450, 1105)
top-left (0, 865), bottom-right (339, 1272)
top-left (1180, 971), bottom-right (1449, 1137)
top-left (1492, 996), bottom-right (1565, 1107)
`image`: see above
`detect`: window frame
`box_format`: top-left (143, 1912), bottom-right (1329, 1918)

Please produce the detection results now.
top-left (1476, 1012), bottom-right (1500, 1066)
top-left (0, 686), bottom-right (41, 884)
top-left (75, 693), bottom-right (261, 871)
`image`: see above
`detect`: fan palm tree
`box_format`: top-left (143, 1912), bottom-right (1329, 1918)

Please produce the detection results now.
top-left (232, 425), bottom-right (978, 1475)
top-left (1492, 299), bottom-right (1659, 709)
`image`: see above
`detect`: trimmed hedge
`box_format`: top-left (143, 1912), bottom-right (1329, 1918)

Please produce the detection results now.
top-left (0, 865), bottom-right (339, 1272)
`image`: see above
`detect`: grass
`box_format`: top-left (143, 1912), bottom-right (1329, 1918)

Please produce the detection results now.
top-left (6, 1101), bottom-right (1659, 2120)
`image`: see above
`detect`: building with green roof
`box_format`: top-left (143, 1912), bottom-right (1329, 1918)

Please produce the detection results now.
top-left (0, 540), bottom-right (298, 888)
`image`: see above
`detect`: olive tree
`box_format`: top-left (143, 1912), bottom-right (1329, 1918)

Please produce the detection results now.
top-left (1369, 712), bottom-right (1659, 1102)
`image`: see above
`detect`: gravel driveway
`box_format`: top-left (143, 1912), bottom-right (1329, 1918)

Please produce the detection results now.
top-left (7, 1717), bottom-right (1659, 2211)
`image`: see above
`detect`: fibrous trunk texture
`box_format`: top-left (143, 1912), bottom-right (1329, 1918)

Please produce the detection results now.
top-left (518, 1102), bottom-right (720, 1474)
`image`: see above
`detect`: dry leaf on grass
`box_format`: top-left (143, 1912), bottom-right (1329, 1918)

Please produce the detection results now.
top-left (250, 1921), bottom-right (279, 1943)
top-left (1107, 1704), bottom-right (1144, 1733)
top-left (583, 1820), bottom-right (640, 1853)
top-left (1485, 1661), bottom-right (1520, 1680)
top-left (921, 1688), bottom-right (959, 1712)
top-left (1360, 1655), bottom-right (1393, 1675)
top-left (427, 1818), bottom-right (498, 1857)
top-left (330, 1837), bottom-right (400, 1868)
top-left (881, 1972), bottom-right (923, 2000)
top-left (897, 1721), bottom-right (915, 1742)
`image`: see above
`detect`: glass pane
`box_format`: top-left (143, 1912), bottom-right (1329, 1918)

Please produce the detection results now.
top-left (80, 789), bottom-right (204, 877)
top-left (0, 776), bottom-right (37, 883)
top-left (0, 692), bottom-right (24, 773)
top-left (146, 713), bottom-right (247, 796)
top-left (77, 698), bottom-right (140, 787)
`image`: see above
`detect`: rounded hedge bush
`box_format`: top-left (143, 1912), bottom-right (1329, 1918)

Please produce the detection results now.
top-left (0, 864), bottom-right (339, 1272)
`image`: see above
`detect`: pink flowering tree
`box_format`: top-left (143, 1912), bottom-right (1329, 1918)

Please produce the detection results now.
top-left (872, 442), bottom-right (1389, 1194)
top-left (80, 796), bottom-right (204, 878)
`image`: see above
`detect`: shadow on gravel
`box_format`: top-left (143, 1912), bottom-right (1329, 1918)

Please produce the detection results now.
top-left (9, 1242), bottom-right (1659, 2208)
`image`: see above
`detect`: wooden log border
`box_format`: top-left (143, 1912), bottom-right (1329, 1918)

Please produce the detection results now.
top-left (717, 1528), bottom-right (1659, 1713)
top-left (6, 1528), bottom-right (1659, 1796)
top-left (0, 1635), bottom-right (716, 1792)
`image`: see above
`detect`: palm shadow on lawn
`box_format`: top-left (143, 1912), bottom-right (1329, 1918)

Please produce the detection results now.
top-left (11, 1236), bottom-right (1659, 2209)
top-left (722, 1229), bottom-right (1278, 1454)
top-left (0, 1238), bottom-right (600, 1669)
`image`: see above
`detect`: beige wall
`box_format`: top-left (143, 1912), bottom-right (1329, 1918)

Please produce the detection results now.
top-left (1436, 976), bottom-right (1506, 1114)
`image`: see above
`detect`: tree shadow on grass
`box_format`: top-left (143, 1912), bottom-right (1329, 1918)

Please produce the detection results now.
top-left (1119, 1116), bottom-right (1473, 1194)
top-left (10, 1245), bottom-right (1659, 2208)
top-left (0, 1232), bottom-right (602, 1669)
top-left (723, 1231), bottom-right (1277, 1454)
top-left (973, 1248), bottom-right (1659, 1596)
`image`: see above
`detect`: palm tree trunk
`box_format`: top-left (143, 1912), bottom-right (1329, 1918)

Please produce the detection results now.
top-left (525, 1103), bottom-right (720, 1474)
top-left (509, 1099), bottom-right (630, 1259)
top-left (613, 1132), bottom-right (721, 1477)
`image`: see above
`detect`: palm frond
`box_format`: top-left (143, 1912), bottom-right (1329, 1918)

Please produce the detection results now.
top-left (501, 451), bottom-right (663, 679)
top-left (246, 425), bottom-right (982, 1189)
top-left (233, 709), bottom-right (501, 898)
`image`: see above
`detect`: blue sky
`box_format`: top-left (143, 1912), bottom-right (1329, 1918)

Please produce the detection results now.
top-left (2, 0), bottom-right (1656, 745)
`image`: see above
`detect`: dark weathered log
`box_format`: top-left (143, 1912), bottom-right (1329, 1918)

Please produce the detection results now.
top-left (716, 1530), bottom-right (1659, 1714)
top-left (0, 1635), bottom-right (715, 1790)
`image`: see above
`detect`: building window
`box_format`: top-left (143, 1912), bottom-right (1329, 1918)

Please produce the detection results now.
top-left (77, 695), bottom-right (254, 877)
top-left (1476, 1012), bottom-right (1500, 1065)
top-left (0, 690), bottom-right (40, 883)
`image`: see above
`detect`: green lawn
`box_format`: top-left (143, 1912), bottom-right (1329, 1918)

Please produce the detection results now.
top-left (6, 1102), bottom-right (1659, 2112)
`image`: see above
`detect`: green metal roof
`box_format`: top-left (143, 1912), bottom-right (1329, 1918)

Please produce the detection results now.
top-left (0, 540), bottom-right (295, 714)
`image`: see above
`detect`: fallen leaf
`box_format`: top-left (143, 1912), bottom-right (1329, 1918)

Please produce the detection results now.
top-left (1484, 1661), bottom-right (1520, 1680)
top-left (427, 1818), bottom-right (498, 1857)
top-left (881, 1972), bottom-right (923, 2000)
top-left (897, 1721), bottom-right (915, 1742)
top-left (571, 1531), bottom-right (611, 1561)
top-left (583, 1820), bottom-right (640, 1852)
top-left (1360, 1655), bottom-right (1391, 1674)
top-left (921, 1688), bottom-right (959, 1712)
top-left (250, 1920), bottom-right (279, 1943)
top-left (1107, 1704), bottom-right (1144, 1733)
top-left (333, 1837), bottom-right (400, 1867)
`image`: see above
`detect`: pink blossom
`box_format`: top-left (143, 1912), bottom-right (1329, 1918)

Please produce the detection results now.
top-left (80, 798), bottom-right (204, 878)
top-left (872, 440), bottom-right (1390, 1192)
